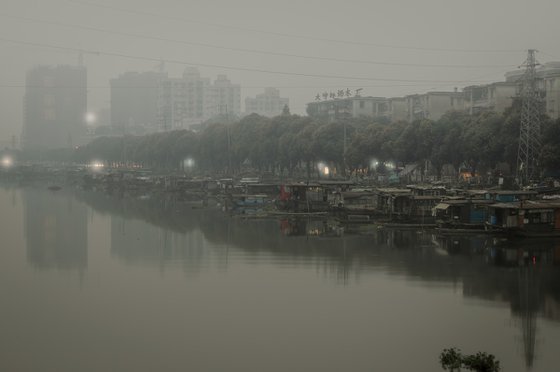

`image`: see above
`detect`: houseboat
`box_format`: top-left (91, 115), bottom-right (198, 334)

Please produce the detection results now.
top-left (486, 200), bottom-right (560, 237)
top-left (376, 187), bottom-right (442, 224)
top-left (434, 198), bottom-right (495, 231)
top-left (277, 183), bottom-right (331, 213)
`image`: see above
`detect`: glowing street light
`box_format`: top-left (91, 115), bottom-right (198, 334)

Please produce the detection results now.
top-left (85, 112), bottom-right (97, 126)
top-left (1, 155), bottom-right (13, 168)
top-left (385, 161), bottom-right (396, 170)
top-left (317, 162), bottom-right (330, 176)
top-left (89, 160), bottom-right (104, 170)
top-left (183, 157), bottom-right (195, 170)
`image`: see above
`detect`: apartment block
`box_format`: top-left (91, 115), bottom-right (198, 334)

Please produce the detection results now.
top-left (157, 69), bottom-right (240, 130)
top-left (110, 71), bottom-right (166, 135)
top-left (245, 88), bottom-right (289, 117)
top-left (22, 65), bottom-right (87, 150)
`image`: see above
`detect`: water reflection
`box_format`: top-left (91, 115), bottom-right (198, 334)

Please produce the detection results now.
top-left (22, 188), bottom-right (87, 272)
top-left (436, 237), bottom-right (560, 369)
top-left (110, 216), bottom-right (212, 274)
top-left (518, 267), bottom-right (538, 369)
top-left (77, 191), bottom-right (560, 314)
top-left (19, 189), bottom-right (560, 371)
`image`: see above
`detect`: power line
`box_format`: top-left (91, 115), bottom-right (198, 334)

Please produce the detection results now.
top-left (0, 37), bottom-right (500, 84)
top-left (65, 0), bottom-right (523, 54)
top-left (0, 82), bottom-right (491, 89)
top-left (0, 13), bottom-right (516, 69)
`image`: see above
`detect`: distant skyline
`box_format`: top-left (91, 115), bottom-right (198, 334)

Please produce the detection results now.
top-left (1, 0), bottom-right (560, 142)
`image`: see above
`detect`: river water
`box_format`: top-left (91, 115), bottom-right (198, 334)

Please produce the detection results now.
top-left (1, 185), bottom-right (560, 372)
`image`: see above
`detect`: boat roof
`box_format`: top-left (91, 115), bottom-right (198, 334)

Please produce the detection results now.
top-left (342, 191), bottom-right (375, 198)
top-left (438, 199), bottom-right (495, 205)
top-left (318, 180), bottom-right (355, 185)
top-left (376, 188), bottom-right (411, 194)
top-left (490, 200), bottom-right (560, 209)
top-left (489, 190), bottom-right (538, 195)
top-left (410, 195), bottom-right (444, 200)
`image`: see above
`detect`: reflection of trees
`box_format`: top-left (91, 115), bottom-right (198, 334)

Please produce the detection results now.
top-left (110, 216), bottom-right (206, 267)
top-left (76, 191), bottom-right (222, 275)
top-left (76, 190), bottom-right (207, 234)
top-left (63, 191), bottom-right (560, 369)
top-left (22, 188), bottom-right (87, 272)
top-left (79, 191), bottom-right (560, 325)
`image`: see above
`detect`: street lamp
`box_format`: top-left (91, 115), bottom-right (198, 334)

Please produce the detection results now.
top-left (183, 157), bottom-right (195, 172)
top-left (85, 112), bottom-right (97, 126)
top-left (317, 162), bottom-right (329, 177)
top-left (1, 155), bottom-right (13, 168)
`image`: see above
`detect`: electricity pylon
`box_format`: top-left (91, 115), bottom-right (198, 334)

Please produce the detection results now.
top-left (516, 49), bottom-right (543, 186)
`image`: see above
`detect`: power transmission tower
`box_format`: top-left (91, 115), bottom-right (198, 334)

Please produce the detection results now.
top-left (516, 49), bottom-right (543, 186)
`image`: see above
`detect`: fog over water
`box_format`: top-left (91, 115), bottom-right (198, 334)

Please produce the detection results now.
top-left (1, 0), bottom-right (560, 140)
top-left (2, 186), bottom-right (560, 371)
top-left (2, 1), bottom-right (560, 370)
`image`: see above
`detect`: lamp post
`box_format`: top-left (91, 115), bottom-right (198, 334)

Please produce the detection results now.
top-left (343, 119), bottom-right (347, 178)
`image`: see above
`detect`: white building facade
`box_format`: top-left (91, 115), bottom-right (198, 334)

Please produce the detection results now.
top-left (245, 88), bottom-right (289, 117)
top-left (158, 68), bottom-right (240, 131)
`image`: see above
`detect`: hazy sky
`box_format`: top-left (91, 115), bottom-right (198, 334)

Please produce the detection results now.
top-left (1, 0), bottom-right (560, 142)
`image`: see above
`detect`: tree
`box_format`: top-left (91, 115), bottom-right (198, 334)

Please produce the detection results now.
top-left (540, 118), bottom-right (560, 176)
top-left (440, 348), bottom-right (500, 372)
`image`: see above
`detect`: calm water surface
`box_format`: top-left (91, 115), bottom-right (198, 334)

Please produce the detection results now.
top-left (1, 186), bottom-right (560, 372)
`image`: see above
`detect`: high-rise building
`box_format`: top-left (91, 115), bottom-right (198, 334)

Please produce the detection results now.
top-left (158, 68), bottom-right (212, 131)
top-left (158, 68), bottom-right (240, 130)
top-left (208, 74), bottom-right (241, 119)
top-left (245, 88), bottom-right (289, 117)
top-left (22, 65), bottom-right (87, 150)
top-left (110, 71), bottom-right (166, 135)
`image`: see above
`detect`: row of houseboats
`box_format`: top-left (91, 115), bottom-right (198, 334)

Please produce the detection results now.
top-left (231, 180), bottom-right (560, 238)
top-left (79, 170), bottom-right (560, 237)
top-left (3, 164), bottom-right (560, 238)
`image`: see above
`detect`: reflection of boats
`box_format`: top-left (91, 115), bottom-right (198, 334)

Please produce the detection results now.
top-left (377, 222), bottom-right (436, 229)
top-left (232, 194), bottom-right (270, 207)
top-left (47, 185), bottom-right (62, 191)
top-left (279, 218), bottom-right (343, 237)
top-left (436, 225), bottom-right (496, 235)
top-left (227, 194), bottom-right (273, 214)
top-left (269, 211), bottom-right (328, 217)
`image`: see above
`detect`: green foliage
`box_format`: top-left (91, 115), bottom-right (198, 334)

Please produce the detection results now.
top-left (440, 348), bottom-right (500, 372)
top-left (440, 348), bottom-right (463, 371)
top-left (65, 108), bottom-right (560, 178)
top-left (462, 352), bottom-right (501, 372)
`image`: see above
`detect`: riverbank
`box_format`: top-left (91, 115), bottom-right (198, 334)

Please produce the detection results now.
top-left (2, 163), bottom-right (560, 238)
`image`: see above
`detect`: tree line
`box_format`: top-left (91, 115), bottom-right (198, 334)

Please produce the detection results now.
top-left (68, 103), bottom-right (560, 179)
